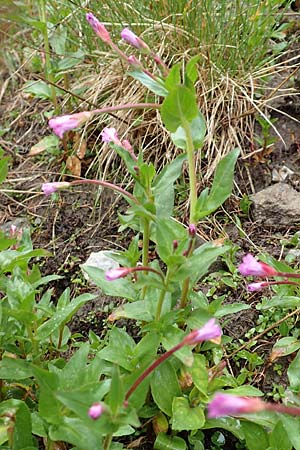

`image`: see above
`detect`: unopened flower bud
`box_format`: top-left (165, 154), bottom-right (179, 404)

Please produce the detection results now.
top-left (239, 254), bottom-right (278, 277)
top-left (88, 402), bottom-right (104, 420)
top-left (121, 28), bottom-right (149, 52)
top-left (49, 112), bottom-right (93, 138)
top-left (208, 394), bottom-right (265, 418)
top-left (183, 318), bottom-right (222, 346)
top-left (188, 224), bottom-right (196, 237)
top-left (42, 182), bottom-right (71, 196)
top-left (173, 240), bottom-right (178, 250)
top-left (101, 127), bottom-right (122, 146)
top-left (86, 13), bottom-right (111, 43)
top-left (105, 267), bottom-right (133, 281)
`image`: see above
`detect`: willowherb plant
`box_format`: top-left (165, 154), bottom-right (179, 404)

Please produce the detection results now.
top-left (1, 10), bottom-right (300, 450)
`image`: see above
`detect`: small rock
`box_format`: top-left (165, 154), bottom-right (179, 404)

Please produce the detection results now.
top-left (272, 165), bottom-right (294, 182)
top-left (251, 183), bottom-right (300, 226)
top-left (81, 251), bottom-right (119, 281)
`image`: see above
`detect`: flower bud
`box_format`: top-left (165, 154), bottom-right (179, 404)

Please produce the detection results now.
top-left (88, 402), bottom-right (104, 420)
top-left (42, 182), bottom-right (70, 196)
top-left (121, 28), bottom-right (149, 52)
top-left (183, 318), bottom-right (222, 346)
top-left (100, 127), bottom-right (122, 146)
top-left (238, 254), bottom-right (278, 277)
top-left (105, 267), bottom-right (133, 281)
top-left (49, 112), bottom-right (93, 138)
top-left (208, 393), bottom-right (265, 418)
top-left (86, 13), bottom-right (111, 43)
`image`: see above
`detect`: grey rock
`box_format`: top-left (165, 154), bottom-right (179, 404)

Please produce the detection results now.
top-left (251, 183), bottom-right (300, 226)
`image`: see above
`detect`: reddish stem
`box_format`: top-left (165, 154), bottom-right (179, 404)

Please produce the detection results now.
top-left (124, 342), bottom-right (184, 405)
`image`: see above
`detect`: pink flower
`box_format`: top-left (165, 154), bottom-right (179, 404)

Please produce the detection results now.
top-left (247, 281), bottom-right (269, 292)
top-left (88, 402), bottom-right (104, 420)
top-left (208, 393), bottom-right (265, 418)
top-left (238, 254), bottom-right (278, 277)
top-left (121, 28), bottom-right (149, 51)
top-left (183, 318), bottom-right (222, 345)
top-left (105, 267), bottom-right (132, 281)
top-left (42, 182), bottom-right (70, 196)
top-left (100, 127), bottom-right (122, 146)
top-left (86, 13), bottom-right (111, 43)
top-left (49, 112), bottom-right (92, 138)
top-left (188, 224), bottom-right (196, 236)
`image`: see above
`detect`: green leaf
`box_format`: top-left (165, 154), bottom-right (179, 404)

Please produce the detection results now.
top-left (153, 154), bottom-right (187, 217)
top-left (269, 420), bottom-right (292, 450)
top-left (241, 421), bottom-right (269, 450)
top-left (260, 296), bottom-right (300, 309)
top-left (109, 366), bottom-right (125, 415)
top-left (109, 300), bottom-right (153, 322)
top-left (170, 113), bottom-right (206, 150)
top-left (0, 155), bottom-right (9, 183)
top-left (154, 432), bottom-right (187, 450)
top-left (161, 85), bottom-right (198, 132)
top-left (165, 64), bottom-right (181, 91)
top-left (150, 360), bottom-right (181, 416)
top-left (203, 417), bottom-right (245, 441)
top-left (49, 417), bottom-right (104, 450)
top-left (214, 303), bottom-right (250, 318)
top-left (29, 135), bottom-right (59, 156)
top-left (288, 350), bottom-right (300, 392)
top-left (129, 71), bottom-right (168, 96)
top-left (223, 386), bottom-right (263, 397)
top-left (23, 81), bottom-right (53, 100)
top-left (155, 217), bottom-right (188, 264)
top-left (161, 325), bottom-right (193, 367)
top-left (81, 266), bottom-right (136, 301)
top-left (187, 354), bottom-right (208, 398)
top-left (272, 337), bottom-right (300, 358)
top-left (31, 365), bottom-right (61, 423)
top-left (36, 293), bottom-right (95, 341)
top-left (175, 242), bottom-right (230, 283)
top-left (0, 357), bottom-right (33, 380)
top-left (186, 55), bottom-right (200, 83)
top-left (196, 149), bottom-right (239, 219)
top-left (280, 416), bottom-right (300, 450)
top-left (172, 397), bottom-right (205, 430)
top-left (97, 327), bottom-right (135, 371)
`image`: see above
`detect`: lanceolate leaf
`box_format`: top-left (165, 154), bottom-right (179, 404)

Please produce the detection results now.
top-left (196, 148), bottom-right (239, 220)
top-left (161, 85), bottom-right (199, 132)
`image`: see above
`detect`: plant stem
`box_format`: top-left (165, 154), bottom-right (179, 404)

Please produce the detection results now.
top-left (124, 341), bottom-right (184, 404)
top-left (179, 120), bottom-right (198, 308)
top-left (179, 277), bottom-right (190, 309)
top-left (182, 119), bottom-right (198, 224)
top-left (103, 434), bottom-right (113, 450)
top-left (39, 0), bottom-right (58, 111)
top-left (155, 289), bottom-right (167, 321)
top-left (142, 217), bottom-right (150, 298)
top-left (71, 179), bottom-right (138, 205)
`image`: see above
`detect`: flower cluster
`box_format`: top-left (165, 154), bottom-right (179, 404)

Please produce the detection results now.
top-left (238, 254), bottom-right (300, 292)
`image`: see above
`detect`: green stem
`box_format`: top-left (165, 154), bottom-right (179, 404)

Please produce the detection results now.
top-left (180, 277), bottom-right (190, 310)
top-left (142, 217), bottom-right (150, 298)
top-left (179, 238), bottom-right (195, 309)
top-left (142, 218), bottom-right (150, 268)
top-left (103, 434), bottom-right (113, 450)
top-left (179, 120), bottom-right (198, 308)
top-left (155, 271), bottom-right (170, 321)
top-left (182, 119), bottom-right (197, 224)
top-left (39, 0), bottom-right (58, 111)
top-left (155, 289), bottom-right (167, 322)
